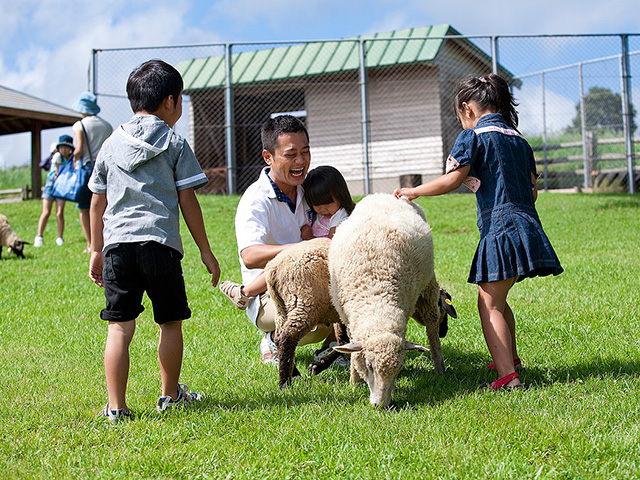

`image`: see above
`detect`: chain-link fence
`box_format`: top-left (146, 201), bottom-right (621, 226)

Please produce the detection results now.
top-left (92, 30), bottom-right (639, 195)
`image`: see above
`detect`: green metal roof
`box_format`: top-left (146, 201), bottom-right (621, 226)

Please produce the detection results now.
top-left (178, 25), bottom-right (458, 91)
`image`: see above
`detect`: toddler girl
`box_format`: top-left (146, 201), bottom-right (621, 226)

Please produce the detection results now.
top-left (394, 73), bottom-right (563, 390)
top-left (34, 135), bottom-right (74, 247)
top-left (220, 165), bottom-right (355, 309)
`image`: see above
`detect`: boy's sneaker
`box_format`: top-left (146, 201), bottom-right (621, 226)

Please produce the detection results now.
top-left (34, 236), bottom-right (44, 247)
top-left (55, 237), bottom-right (64, 246)
top-left (102, 403), bottom-right (131, 424)
top-left (260, 332), bottom-right (278, 365)
top-left (156, 383), bottom-right (202, 413)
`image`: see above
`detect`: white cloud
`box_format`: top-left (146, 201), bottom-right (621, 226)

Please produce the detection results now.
top-left (410, 0), bottom-right (640, 35)
top-left (0, 1), bottom-right (220, 168)
top-left (517, 83), bottom-right (577, 136)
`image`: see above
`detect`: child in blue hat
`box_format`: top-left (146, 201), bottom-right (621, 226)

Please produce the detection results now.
top-left (34, 134), bottom-right (74, 247)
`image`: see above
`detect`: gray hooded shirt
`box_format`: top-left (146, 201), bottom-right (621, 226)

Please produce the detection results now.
top-left (89, 114), bottom-right (208, 255)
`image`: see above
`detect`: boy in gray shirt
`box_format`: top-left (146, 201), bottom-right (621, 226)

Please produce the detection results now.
top-left (88, 60), bottom-right (220, 423)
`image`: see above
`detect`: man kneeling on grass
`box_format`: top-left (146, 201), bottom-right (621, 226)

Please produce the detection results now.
top-left (88, 59), bottom-right (221, 424)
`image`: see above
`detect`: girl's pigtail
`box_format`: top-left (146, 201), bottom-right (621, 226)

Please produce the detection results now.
top-left (487, 73), bottom-right (519, 129)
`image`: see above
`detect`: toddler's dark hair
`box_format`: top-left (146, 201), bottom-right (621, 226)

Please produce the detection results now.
top-left (454, 73), bottom-right (519, 129)
top-left (261, 115), bottom-right (309, 155)
top-left (303, 165), bottom-right (355, 215)
top-left (127, 59), bottom-right (183, 113)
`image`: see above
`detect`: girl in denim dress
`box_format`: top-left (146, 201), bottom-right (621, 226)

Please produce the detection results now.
top-left (395, 74), bottom-right (563, 391)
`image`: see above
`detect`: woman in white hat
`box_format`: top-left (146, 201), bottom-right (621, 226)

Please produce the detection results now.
top-left (72, 92), bottom-right (113, 252)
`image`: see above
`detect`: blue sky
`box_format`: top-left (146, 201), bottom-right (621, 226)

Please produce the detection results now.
top-left (1, 0), bottom-right (639, 168)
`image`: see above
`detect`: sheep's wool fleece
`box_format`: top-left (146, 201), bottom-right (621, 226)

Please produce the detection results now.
top-left (329, 193), bottom-right (434, 342)
top-left (0, 214), bottom-right (19, 245)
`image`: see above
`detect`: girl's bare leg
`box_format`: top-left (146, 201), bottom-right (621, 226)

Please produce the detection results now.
top-left (55, 199), bottom-right (66, 238)
top-left (37, 199), bottom-right (53, 236)
top-left (478, 277), bottom-right (520, 386)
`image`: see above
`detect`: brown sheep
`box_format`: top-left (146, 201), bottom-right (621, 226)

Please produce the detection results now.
top-left (0, 214), bottom-right (28, 259)
top-left (264, 238), bottom-right (349, 388)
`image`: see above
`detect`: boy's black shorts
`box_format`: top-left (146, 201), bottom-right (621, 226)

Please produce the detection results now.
top-left (101, 242), bottom-right (191, 324)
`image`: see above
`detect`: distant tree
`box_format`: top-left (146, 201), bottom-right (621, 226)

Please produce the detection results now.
top-left (572, 86), bottom-right (636, 134)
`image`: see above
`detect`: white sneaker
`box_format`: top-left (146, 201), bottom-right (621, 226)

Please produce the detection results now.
top-left (55, 237), bottom-right (64, 246)
top-left (260, 332), bottom-right (278, 365)
top-left (156, 383), bottom-right (202, 413)
top-left (34, 236), bottom-right (44, 247)
top-left (102, 403), bottom-right (131, 425)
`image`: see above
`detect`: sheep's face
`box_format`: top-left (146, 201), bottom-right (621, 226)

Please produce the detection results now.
top-left (336, 334), bottom-right (414, 408)
top-left (437, 288), bottom-right (457, 338)
top-left (9, 240), bottom-right (27, 258)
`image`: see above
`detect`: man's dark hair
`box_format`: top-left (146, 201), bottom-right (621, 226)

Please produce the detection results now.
top-left (260, 115), bottom-right (309, 154)
top-left (126, 59), bottom-right (183, 113)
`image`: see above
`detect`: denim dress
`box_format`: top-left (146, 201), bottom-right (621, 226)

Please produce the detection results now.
top-left (449, 113), bottom-right (564, 284)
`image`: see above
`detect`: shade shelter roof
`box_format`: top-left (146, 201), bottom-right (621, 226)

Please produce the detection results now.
top-left (0, 84), bottom-right (83, 197)
top-left (0, 85), bottom-right (82, 135)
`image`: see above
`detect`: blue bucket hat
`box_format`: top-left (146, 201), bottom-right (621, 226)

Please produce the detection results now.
top-left (72, 91), bottom-right (101, 115)
top-left (56, 134), bottom-right (74, 149)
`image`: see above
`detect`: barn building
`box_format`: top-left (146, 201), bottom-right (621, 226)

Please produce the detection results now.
top-left (177, 25), bottom-right (516, 194)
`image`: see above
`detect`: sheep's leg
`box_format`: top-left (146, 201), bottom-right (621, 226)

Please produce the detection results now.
top-left (274, 304), bottom-right (312, 388)
top-left (275, 328), bottom-right (307, 388)
top-left (350, 353), bottom-right (363, 385)
top-left (308, 323), bottom-right (349, 376)
top-left (424, 321), bottom-right (445, 374)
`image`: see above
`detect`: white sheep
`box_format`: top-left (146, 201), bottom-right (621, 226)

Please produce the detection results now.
top-left (265, 237), bottom-right (349, 388)
top-left (0, 214), bottom-right (28, 259)
top-left (330, 193), bottom-right (456, 408)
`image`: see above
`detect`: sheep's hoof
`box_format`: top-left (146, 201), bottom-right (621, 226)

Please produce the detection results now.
top-left (279, 379), bottom-right (292, 389)
top-left (308, 364), bottom-right (318, 376)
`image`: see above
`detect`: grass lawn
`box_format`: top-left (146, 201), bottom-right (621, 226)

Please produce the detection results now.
top-left (1, 192), bottom-right (639, 479)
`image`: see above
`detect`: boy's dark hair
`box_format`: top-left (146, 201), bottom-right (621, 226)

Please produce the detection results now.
top-left (303, 165), bottom-right (355, 215)
top-left (127, 59), bottom-right (183, 113)
top-left (454, 73), bottom-right (519, 129)
top-left (261, 115), bottom-right (309, 155)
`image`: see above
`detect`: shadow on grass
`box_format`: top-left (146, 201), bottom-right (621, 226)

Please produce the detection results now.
top-left (189, 346), bottom-right (640, 412)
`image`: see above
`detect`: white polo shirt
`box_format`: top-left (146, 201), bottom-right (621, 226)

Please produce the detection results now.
top-left (235, 168), bottom-right (311, 322)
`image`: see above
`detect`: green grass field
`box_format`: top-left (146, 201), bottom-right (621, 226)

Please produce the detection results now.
top-left (1, 192), bottom-right (639, 479)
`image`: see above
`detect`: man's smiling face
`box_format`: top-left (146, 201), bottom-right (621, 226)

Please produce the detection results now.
top-left (263, 131), bottom-right (310, 193)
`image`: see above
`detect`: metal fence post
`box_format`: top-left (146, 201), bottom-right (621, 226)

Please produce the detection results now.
top-left (359, 39), bottom-right (371, 195)
top-left (578, 62), bottom-right (591, 188)
top-left (90, 49), bottom-right (97, 93)
top-left (491, 36), bottom-right (499, 74)
top-left (224, 43), bottom-right (237, 195)
top-left (541, 72), bottom-right (548, 190)
top-left (620, 35), bottom-right (635, 194)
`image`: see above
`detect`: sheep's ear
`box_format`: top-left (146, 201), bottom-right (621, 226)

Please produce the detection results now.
top-left (332, 342), bottom-right (363, 354)
top-left (405, 341), bottom-right (429, 352)
top-left (439, 288), bottom-right (457, 319)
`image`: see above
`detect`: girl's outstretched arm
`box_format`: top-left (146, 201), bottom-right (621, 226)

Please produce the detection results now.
top-left (394, 165), bottom-right (471, 200)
